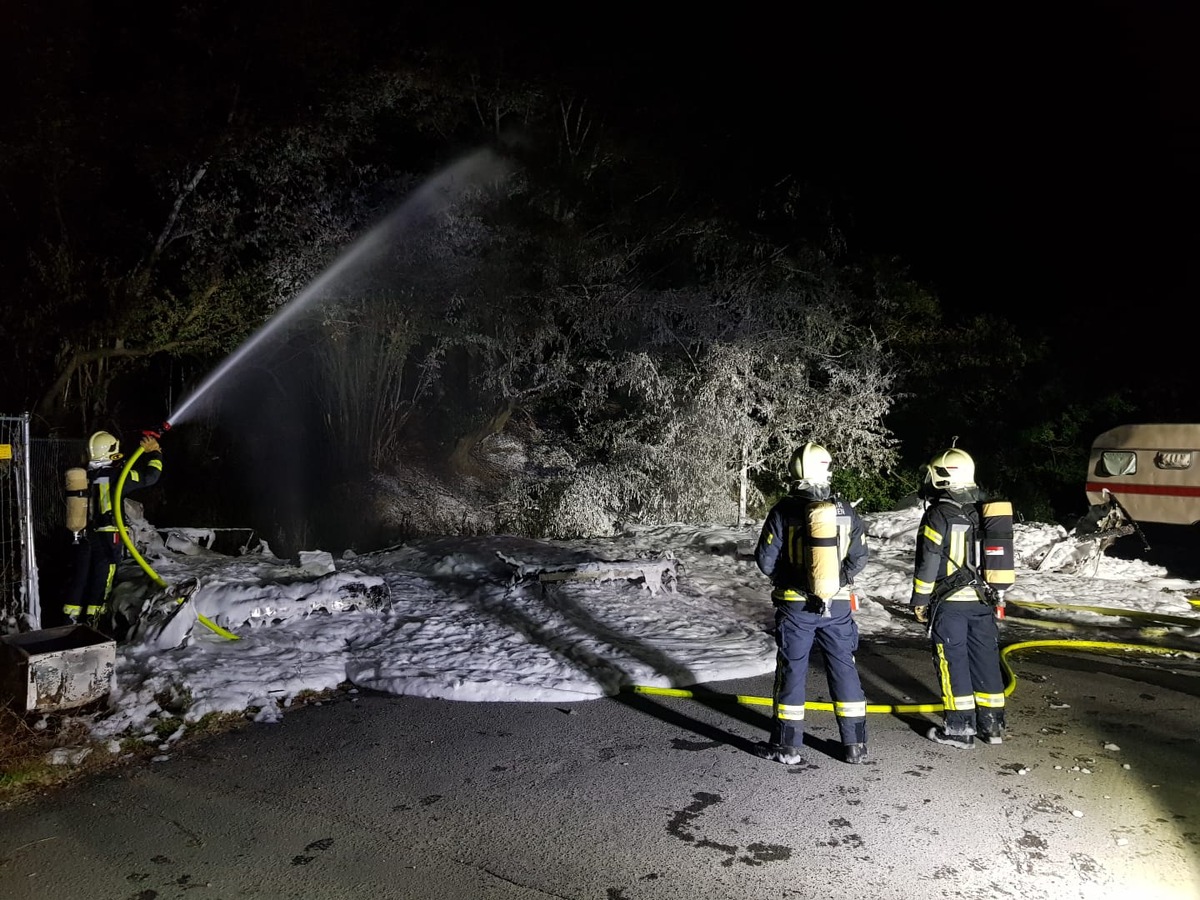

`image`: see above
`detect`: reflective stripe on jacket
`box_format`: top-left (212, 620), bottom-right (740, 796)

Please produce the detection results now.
top-left (88, 452), bottom-right (163, 532)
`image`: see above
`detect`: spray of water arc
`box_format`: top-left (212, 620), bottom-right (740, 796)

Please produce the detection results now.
top-left (167, 148), bottom-right (505, 428)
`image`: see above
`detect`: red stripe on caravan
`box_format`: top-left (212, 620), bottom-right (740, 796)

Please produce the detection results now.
top-left (1086, 482), bottom-right (1200, 498)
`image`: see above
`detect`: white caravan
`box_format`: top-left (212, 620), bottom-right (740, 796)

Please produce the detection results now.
top-left (1086, 423), bottom-right (1200, 527)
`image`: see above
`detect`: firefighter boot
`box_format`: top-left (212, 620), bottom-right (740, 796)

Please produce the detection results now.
top-left (976, 710), bottom-right (1006, 745)
top-left (927, 726), bottom-right (975, 750)
top-left (753, 742), bottom-right (805, 765)
top-left (844, 743), bottom-right (868, 765)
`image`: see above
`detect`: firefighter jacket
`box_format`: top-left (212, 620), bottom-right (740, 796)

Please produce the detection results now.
top-left (910, 488), bottom-right (986, 609)
top-left (86, 450), bottom-right (163, 533)
top-left (755, 487), bottom-right (868, 600)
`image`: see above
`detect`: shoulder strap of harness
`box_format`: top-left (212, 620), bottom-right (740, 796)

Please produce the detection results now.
top-left (931, 498), bottom-right (981, 599)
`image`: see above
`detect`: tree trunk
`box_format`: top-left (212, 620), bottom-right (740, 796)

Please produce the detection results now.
top-left (448, 402), bottom-right (514, 475)
top-left (737, 441), bottom-right (752, 524)
top-left (738, 466), bottom-right (749, 524)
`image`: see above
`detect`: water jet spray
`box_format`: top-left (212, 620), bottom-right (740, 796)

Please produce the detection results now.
top-left (166, 148), bottom-right (506, 429)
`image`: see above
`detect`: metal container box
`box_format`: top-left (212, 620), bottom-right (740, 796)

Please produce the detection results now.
top-left (0, 625), bottom-right (115, 713)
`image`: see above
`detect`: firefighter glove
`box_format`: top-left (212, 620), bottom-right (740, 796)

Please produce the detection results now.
top-left (140, 435), bottom-right (161, 453)
top-left (913, 605), bottom-right (930, 624)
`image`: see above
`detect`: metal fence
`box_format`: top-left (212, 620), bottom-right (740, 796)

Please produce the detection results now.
top-left (0, 414), bottom-right (86, 633)
top-left (0, 414), bottom-right (40, 631)
top-left (30, 435), bottom-right (86, 537)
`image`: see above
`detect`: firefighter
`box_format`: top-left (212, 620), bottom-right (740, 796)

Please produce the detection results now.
top-left (753, 442), bottom-right (869, 765)
top-left (63, 430), bottom-right (163, 629)
top-left (909, 447), bottom-right (1006, 749)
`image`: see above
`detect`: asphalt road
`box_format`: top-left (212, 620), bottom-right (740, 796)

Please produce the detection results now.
top-left (1, 639), bottom-right (1197, 900)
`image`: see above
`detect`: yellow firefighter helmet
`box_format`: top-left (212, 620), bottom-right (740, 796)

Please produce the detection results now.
top-left (926, 447), bottom-right (976, 489)
top-left (788, 442), bottom-right (833, 485)
top-left (88, 430), bottom-right (121, 463)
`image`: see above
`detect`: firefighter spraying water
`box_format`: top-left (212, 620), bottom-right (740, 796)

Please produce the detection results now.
top-left (61, 428), bottom-right (164, 634)
top-left (59, 420), bottom-right (237, 648)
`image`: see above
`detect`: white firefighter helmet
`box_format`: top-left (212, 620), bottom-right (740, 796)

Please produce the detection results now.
top-left (788, 442), bottom-right (833, 485)
top-left (926, 447), bottom-right (976, 489)
top-left (88, 430), bottom-right (121, 463)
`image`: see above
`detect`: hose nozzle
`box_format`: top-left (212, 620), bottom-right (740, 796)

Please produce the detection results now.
top-left (143, 421), bottom-right (172, 441)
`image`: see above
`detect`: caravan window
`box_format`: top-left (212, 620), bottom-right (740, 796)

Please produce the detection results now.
top-left (1155, 451), bottom-right (1193, 470)
top-left (1097, 451), bottom-right (1136, 476)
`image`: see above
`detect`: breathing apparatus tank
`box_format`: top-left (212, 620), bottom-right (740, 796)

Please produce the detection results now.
top-left (807, 501), bottom-right (840, 600)
top-left (978, 500), bottom-right (1015, 618)
top-left (65, 467), bottom-right (89, 541)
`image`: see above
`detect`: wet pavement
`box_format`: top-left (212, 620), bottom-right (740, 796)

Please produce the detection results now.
top-left (0, 640), bottom-right (1197, 900)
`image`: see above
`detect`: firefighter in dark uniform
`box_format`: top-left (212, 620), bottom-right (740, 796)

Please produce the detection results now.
top-left (754, 442), bottom-right (869, 765)
top-left (63, 430), bottom-right (163, 627)
top-left (909, 447), bottom-right (1006, 749)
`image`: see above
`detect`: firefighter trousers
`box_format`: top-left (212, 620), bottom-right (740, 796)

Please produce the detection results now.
top-left (63, 530), bottom-right (121, 622)
top-left (929, 598), bottom-right (1006, 735)
top-left (769, 599), bottom-right (867, 748)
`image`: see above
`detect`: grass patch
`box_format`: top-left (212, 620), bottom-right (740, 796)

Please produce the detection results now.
top-left (0, 686), bottom-right (348, 809)
top-left (0, 704), bottom-right (112, 808)
top-left (0, 706), bottom-right (251, 809)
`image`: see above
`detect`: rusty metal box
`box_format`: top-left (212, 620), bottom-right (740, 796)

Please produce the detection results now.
top-left (0, 625), bottom-right (115, 713)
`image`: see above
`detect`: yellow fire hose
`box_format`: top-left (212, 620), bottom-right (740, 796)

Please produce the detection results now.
top-left (1006, 597), bottom-right (1200, 628)
top-left (115, 444), bottom-right (239, 641)
top-left (631, 634), bottom-right (1200, 715)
